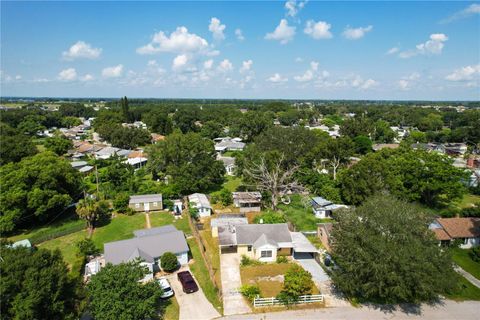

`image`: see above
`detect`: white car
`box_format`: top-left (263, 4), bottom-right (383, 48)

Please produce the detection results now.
top-left (157, 277), bottom-right (174, 298)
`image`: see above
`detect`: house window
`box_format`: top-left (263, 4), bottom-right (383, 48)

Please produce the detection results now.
top-left (135, 203), bottom-right (140, 208)
top-left (260, 250), bottom-right (272, 258)
top-left (247, 246), bottom-right (252, 252)
top-left (153, 202), bottom-right (158, 206)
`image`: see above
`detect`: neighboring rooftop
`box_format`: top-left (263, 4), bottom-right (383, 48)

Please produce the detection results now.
top-left (233, 192), bottom-right (262, 204)
top-left (437, 218), bottom-right (480, 239)
top-left (188, 193), bottom-right (212, 209)
top-left (235, 223), bottom-right (292, 246)
top-left (134, 225), bottom-right (178, 238)
top-left (129, 194), bottom-right (163, 204)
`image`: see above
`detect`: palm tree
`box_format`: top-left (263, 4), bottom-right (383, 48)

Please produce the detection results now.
top-left (76, 198), bottom-right (109, 236)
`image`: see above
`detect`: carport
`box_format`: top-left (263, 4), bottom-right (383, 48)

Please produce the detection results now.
top-left (291, 232), bottom-right (319, 260)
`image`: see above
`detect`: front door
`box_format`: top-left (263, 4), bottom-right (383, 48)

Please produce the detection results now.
top-left (144, 202), bottom-right (150, 212)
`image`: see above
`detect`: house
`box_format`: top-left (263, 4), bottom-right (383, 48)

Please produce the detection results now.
top-left (429, 218), bottom-right (480, 248)
top-left (210, 214), bottom-right (248, 238)
top-left (70, 161), bottom-right (94, 174)
top-left (214, 137), bottom-right (245, 152)
top-left (125, 157), bottom-right (148, 169)
top-left (233, 192), bottom-right (262, 212)
top-left (151, 133), bottom-right (165, 144)
top-left (188, 193), bottom-right (212, 217)
top-left (444, 143), bottom-right (468, 156)
top-left (217, 156), bottom-right (236, 175)
top-left (129, 194), bottom-right (163, 212)
top-left (372, 143), bottom-right (400, 152)
top-left (317, 223), bottom-right (333, 252)
top-left (311, 197), bottom-right (348, 219)
top-left (104, 225), bottom-right (189, 277)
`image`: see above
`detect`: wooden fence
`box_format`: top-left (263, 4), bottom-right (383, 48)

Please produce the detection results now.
top-left (253, 294), bottom-right (324, 307)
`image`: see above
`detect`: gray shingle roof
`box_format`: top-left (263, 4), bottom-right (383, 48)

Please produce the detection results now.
top-left (188, 193), bottom-right (211, 209)
top-left (129, 194), bottom-right (163, 204)
top-left (235, 223), bottom-right (292, 245)
top-left (253, 233), bottom-right (279, 249)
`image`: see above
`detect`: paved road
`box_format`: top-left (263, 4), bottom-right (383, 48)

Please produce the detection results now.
top-left (220, 300), bottom-right (480, 320)
top-left (166, 267), bottom-right (221, 320)
top-left (220, 253), bottom-right (251, 316)
top-left (455, 266), bottom-right (480, 289)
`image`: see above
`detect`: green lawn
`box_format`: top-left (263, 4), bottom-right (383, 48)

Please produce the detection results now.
top-left (451, 248), bottom-right (480, 280)
top-left (455, 194), bottom-right (480, 209)
top-left (445, 275), bottom-right (480, 301)
top-left (277, 194), bottom-right (322, 231)
top-left (223, 176), bottom-right (242, 192)
top-left (187, 238), bottom-right (223, 314)
top-left (158, 296), bottom-right (179, 320)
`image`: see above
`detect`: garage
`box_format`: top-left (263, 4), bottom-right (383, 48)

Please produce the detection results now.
top-left (220, 245), bottom-right (238, 254)
top-left (293, 251), bottom-right (315, 260)
top-left (291, 232), bottom-right (319, 260)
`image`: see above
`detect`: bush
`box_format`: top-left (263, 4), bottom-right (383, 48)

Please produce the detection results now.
top-left (160, 252), bottom-right (178, 272)
top-left (461, 204), bottom-right (480, 218)
top-left (240, 255), bottom-right (264, 267)
top-left (276, 256), bottom-right (288, 264)
top-left (276, 291), bottom-right (298, 306)
top-left (470, 247), bottom-right (480, 262)
top-left (281, 264), bottom-right (314, 298)
top-left (189, 205), bottom-right (199, 220)
top-left (124, 207), bottom-right (135, 216)
top-left (253, 211), bottom-right (287, 224)
top-left (219, 188), bottom-right (233, 206)
top-left (239, 284), bottom-right (260, 301)
top-left (113, 193), bottom-right (130, 213)
top-left (76, 238), bottom-right (99, 257)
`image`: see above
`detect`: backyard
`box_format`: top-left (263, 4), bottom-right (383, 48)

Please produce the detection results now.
top-left (277, 194), bottom-right (332, 232)
top-left (451, 248), bottom-right (480, 280)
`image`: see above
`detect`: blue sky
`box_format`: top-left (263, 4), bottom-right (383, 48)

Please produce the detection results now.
top-left (1, 1), bottom-right (479, 100)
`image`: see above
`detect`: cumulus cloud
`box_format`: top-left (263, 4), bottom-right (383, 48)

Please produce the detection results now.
top-left (398, 33), bottom-right (448, 58)
top-left (209, 17), bottom-right (226, 41)
top-left (294, 61), bottom-right (323, 82)
top-left (386, 47), bottom-right (399, 55)
top-left (285, 0), bottom-right (308, 17)
top-left (397, 72), bottom-right (421, 90)
top-left (102, 64), bottom-right (123, 78)
top-left (58, 68), bottom-right (77, 81)
top-left (240, 60), bottom-right (253, 73)
top-left (15, 75), bottom-right (22, 80)
top-left (342, 25), bottom-right (373, 40)
top-left (304, 20), bottom-right (333, 39)
top-left (267, 73), bottom-right (288, 83)
top-left (137, 26), bottom-right (213, 55)
top-left (172, 54), bottom-right (189, 70)
top-left (235, 28), bottom-right (245, 41)
top-left (265, 19), bottom-right (296, 44)
top-left (218, 59), bottom-right (233, 72)
top-left (441, 3), bottom-right (480, 23)
top-left (62, 41), bottom-right (102, 60)
top-left (80, 74), bottom-right (94, 82)
top-left (203, 59), bottom-right (214, 70)
top-left (445, 64), bottom-right (480, 81)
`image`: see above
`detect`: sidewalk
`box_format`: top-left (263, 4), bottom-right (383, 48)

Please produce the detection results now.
top-left (455, 266), bottom-right (480, 289)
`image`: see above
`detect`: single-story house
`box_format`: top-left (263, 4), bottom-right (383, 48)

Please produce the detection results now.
top-left (151, 133), bottom-right (165, 144)
top-left (125, 157), bottom-right (148, 168)
top-left (311, 196), bottom-right (348, 219)
top-left (104, 224), bottom-right (189, 269)
top-left (188, 193), bottom-right (212, 217)
top-left (372, 143), bottom-right (400, 152)
top-left (71, 160), bottom-right (94, 174)
top-left (210, 214), bottom-right (248, 238)
top-left (317, 223), bottom-right (333, 252)
top-left (429, 218), bottom-right (480, 248)
top-left (214, 137), bottom-right (245, 152)
top-left (233, 192), bottom-right (262, 212)
top-left (217, 156), bottom-right (236, 176)
top-left (129, 194), bottom-right (163, 212)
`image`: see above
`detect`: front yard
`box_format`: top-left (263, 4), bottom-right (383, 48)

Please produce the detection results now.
top-left (451, 248), bottom-right (480, 280)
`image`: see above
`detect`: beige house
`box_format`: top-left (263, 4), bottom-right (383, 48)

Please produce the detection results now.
top-left (129, 194), bottom-right (163, 212)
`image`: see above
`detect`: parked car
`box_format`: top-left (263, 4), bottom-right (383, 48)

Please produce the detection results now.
top-left (157, 277), bottom-right (174, 298)
top-left (177, 271), bottom-right (198, 293)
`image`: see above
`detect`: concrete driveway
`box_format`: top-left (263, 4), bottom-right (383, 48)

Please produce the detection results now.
top-left (296, 257), bottom-right (330, 284)
top-left (165, 267), bottom-right (221, 320)
top-left (220, 253), bottom-right (251, 316)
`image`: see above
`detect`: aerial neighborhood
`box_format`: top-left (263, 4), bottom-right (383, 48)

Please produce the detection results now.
top-left (1, 1), bottom-right (479, 320)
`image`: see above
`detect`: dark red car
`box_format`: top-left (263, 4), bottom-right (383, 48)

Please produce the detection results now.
top-left (177, 271), bottom-right (198, 293)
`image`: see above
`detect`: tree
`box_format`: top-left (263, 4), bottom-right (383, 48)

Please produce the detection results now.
top-left (316, 137), bottom-right (354, 180)
top-left (200, 120), bottom-right (223, 139)
top-left (331, 195), bottom-right (457, 303)
top-left (87, 262), bottom-right (161, 320)
top-left (0, 151), bottom-right (81, 233)
top-left (353, 135), bottom-right (372, 154)
top-left (339, 116), bottom-right (373, 139)
top-left (120, 96), bottom-right (131, 122)
top-left (160, 252), bottom-right (179, 272)
top-left (142, 110), bottom-right (173, 135)
top-left (44, 135), bottom-right (73, 155)
top-left (0, 245), bottom-right (77, 319)
top-left (278, 110), bottom-right (300, 126)
top-left (253, 211), bottom-right (287, 224)
top-left (0, 124), bottom-right (37, 165)
top-left (113, 192), bottom-right (130, 213)
top-left (76, 238), bottom-right (100, 256)
top-left (218, 188), bottom-right (233, 206)
top-left (244, 154), bottom-right (303, 210)
top-left (372, 120), bottom-right (396, 143)
top-left (61, 116), bottom-right (82, 128)
top-left (76, 198), bottom-right (109, 235)
top-left (279, 264), bottom-right (314, 300)
top-left (148, 130), bottom-right (225, 195)
top-left (229, 111), bottom-right (272, 142)
top-left (17, 114), bottom-right (46, 135)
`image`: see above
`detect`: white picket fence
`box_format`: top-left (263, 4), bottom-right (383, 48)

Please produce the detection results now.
top-left (253, 294), bottom-right (324, 308)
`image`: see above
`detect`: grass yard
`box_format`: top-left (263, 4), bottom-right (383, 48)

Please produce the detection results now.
top-left (199, 221), bottom-right (221, 287)
top-left (277, 194), bottom-right (320, 231)
top-left (455, 193), bottom-right (480, 209)
top-left (223, 176), bottom-right (242, 192)
top-left (158, 296), bottom-right (179, 320)
top-left (451, 248), bottom-right (480, 280)
top-left (445, 275), bottom-right (480, 301)
top-left (187, 238), bottom-right (223, 314)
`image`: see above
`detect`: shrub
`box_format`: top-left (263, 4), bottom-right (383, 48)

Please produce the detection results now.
top-left (276, 256), bottom-right (288, 264)
top-left (113, 192), bottom-right (130, 213)
top-left (276, 291), bottom-right (298, 306)
top-left (470, 247), bottom-right (480, 262)
top-left (239, 284), bottom-right (260, 301)
top-left (219, 188), bottom-right (233, 206)
top-left (124, 207), bottom-right (135, 216)
top-left (461, 204), bottom-right (480, 218)
top-left (76, 238), bottom-right (99, 257)
top-left (281, 264), bottom-right (314, 298)
top-left (253, 211), bottom-right (287, 224)
top-left (189, 204), bottom-right (199, 220)
top-left (160, 252), bottom-right (178, 272)
top-left (240, 255), bottom-right (264, 267)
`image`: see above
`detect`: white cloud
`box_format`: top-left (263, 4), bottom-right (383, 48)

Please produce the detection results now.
top-left (285, 0), bottom-right (308, 17)
top-left (218, 59), bottom-right (233, 72)
top-left (294, 70), bottom-right (315, 82)
top-left (399, 33), bottom-right (448, 58)
top-left (33, 78), bottom-right (49, 83)
top-left (235, 28), bottom-right (245, 41)
top-left (342, 25), bottom-right (373, 40)
top-left (172, 54), bottom-right (189, 70)
top-left (386, 47), bottom-right (399, 55)
top-left (346, 74), bottom-right (378, 90)
top-left (209, 17), bottom-right (226, 41)
top-left (203, 59), bottom-right (214, 70)
top-left (80, 74), bottom-right (94, 82)
top-left (265, 19), bottom-right (296, 44)
top-left (102, 64), bottom-right (123, 78)
top-left (147, 60), bottom-right (158, 66)
top-left (240, 60), bottom-right (253, 73)
top-left (441, 3), bottom-right (480, 23)
top-left (267, 73), bottom-right (288, 83)
top-left (58, 68), bottom-right (77, 81)
top-left (397, 72), bottom-right (421, 90)
top-left (304, 20), bottom-right (333, 39)
top-left (137, 26), bottom-right (213, 55)
top-left (445, 64), bottom-right (480, 81)
top-left (15, 75), bottom-right (22, 80)
top-left (294, 61), bottom-right (324, 82)
top-left (295, 57), bottom-right (303, 63)
top-left (62, 41), bottom-right (102, 60)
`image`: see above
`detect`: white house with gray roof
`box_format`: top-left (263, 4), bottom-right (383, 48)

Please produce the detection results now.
top-left (311, 196), bottom-right (348, 219)
top-left (214, 137), bottom-right (246, 152)
top-left (129, 194), bottom-right (163, 212)
top-left (188, 193), bottom-right (212, 217)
